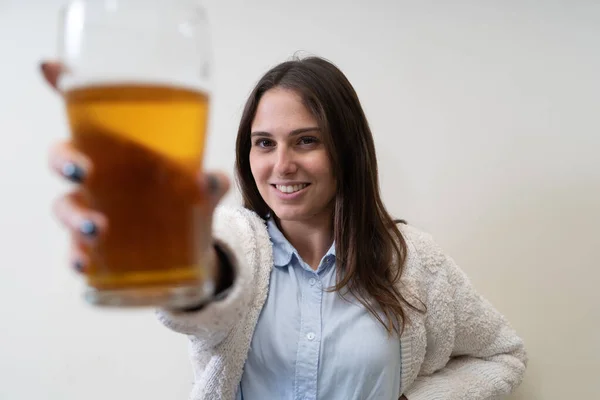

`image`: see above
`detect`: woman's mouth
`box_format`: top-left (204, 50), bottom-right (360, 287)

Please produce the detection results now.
top-left (272, 183), bottom-right (310, 194)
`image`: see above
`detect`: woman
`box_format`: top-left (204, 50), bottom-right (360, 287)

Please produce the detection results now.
top-left (44, 56), bottom-right (527, 400)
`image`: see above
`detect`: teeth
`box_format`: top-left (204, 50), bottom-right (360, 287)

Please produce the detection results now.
top-left (276, 184), bottom-right (308, 194)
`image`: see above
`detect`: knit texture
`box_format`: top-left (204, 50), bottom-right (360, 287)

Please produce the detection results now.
top-left (156, 206), bottom-right (527, 400)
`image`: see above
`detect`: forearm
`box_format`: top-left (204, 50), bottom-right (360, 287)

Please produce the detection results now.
top-left (404, 349), bottom-right (526, 400)
top-left (155, 233), bottom-right (253, 348)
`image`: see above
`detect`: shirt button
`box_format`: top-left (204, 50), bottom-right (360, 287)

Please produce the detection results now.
top-left (309, 278), bottom-right (316, 286)
top-left (307, 332), bottom-right (315, 341)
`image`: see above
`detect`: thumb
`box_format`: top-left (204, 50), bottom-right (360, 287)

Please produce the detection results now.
top-left (40, 61), bottom-right (66, 92)
top-left (200, 171), bottom-right (230, 208)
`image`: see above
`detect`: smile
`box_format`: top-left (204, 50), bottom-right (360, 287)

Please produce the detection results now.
top-left (273, 183), bottom-right (310, 194)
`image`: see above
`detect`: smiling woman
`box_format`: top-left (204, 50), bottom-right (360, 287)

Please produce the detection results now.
top-left (46, 55), bottom-right (527, 400)
top-left (235, 60), bottom-right (417, 327)
top-left (248, 88), bottom-right (337, 236)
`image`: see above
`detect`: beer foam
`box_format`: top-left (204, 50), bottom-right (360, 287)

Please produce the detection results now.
top-left (59, 74), bottom-right (211, 96)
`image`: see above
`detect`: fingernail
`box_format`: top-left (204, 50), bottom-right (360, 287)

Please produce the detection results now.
top-left (73, 259), bottom-right (85, 273)
top-left (207, 175), bottom-right (219, 194)
top-left (62, 162), bottom-right (86, 183)
top-left (79, 220), bottom-right (98, 237)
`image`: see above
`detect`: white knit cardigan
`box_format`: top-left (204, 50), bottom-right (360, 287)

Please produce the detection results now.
top-left (156, 206), bottom-right (527, 400)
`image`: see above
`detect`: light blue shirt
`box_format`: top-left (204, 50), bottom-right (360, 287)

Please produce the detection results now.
top-left (236, 218), bottom-right (402, 400)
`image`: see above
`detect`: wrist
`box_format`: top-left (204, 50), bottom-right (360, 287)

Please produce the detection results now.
top-left (212, 243), bottom-right (235, 296)
top-left (172, 243), bottom-right (234, 313)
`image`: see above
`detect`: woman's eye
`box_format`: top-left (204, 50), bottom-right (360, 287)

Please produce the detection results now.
top-left (254, 139), bottom-right (274, 148)
top-left (299, 136), bottom-right (318, 145)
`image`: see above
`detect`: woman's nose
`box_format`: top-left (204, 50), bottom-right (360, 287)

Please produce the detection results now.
top-left (274, 147), bottom-right (298, 176)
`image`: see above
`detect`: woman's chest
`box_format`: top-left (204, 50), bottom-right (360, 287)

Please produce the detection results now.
top-left (245, 266), bottom-right (402, 393)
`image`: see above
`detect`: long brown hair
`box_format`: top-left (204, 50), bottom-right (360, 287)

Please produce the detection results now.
top-left (235, 55), bottom-right (423, 336)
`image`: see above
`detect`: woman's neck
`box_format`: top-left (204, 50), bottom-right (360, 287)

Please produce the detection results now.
top-left (277, 214), bottom-right (334, 270)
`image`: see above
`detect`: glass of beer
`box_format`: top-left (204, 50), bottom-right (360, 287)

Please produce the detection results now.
top-left (58, 0), bottom-right (215, 308)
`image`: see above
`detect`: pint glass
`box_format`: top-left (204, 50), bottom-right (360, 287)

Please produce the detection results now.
top-left (58, 0), bottom-right (215, 308)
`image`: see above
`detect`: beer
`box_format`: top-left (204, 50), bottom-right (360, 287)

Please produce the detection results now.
top-left (64, 83), bottom-right (212, 305)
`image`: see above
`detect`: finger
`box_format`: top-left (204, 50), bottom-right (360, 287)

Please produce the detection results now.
top-left (199, 171), bottom-right (230, 209)
top-left (70, 238), bottom-right (91, 275)
top-left (48, 141), bottom-right (93, 183)
top-left (52, 191), bottom-right (108, 243)
top-left (40, 61), bottom-right (66, 92)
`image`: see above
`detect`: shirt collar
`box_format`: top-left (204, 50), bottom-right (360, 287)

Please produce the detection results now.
top-left (267, 218), bottom-right (296, 267)
top-left (267, 217), bottom-right (336, 269)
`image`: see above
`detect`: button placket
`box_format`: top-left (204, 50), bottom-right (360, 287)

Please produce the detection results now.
top-left (294, 270), bottom-right (323, 400)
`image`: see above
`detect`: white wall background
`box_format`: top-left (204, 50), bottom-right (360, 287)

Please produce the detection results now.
top-left (1, 0), bottom-right (598, 399)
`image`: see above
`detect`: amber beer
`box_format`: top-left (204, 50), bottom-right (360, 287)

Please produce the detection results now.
top-left (64, 83), bottom-right (213, 306)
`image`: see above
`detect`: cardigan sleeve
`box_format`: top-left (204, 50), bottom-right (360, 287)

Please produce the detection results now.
top-left (403, 228), bottom-right (528, 400)
top-left (154, 206), bottom-right (263, 350)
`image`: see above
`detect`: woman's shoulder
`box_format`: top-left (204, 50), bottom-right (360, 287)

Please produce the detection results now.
top-left (397, 223), bottom-right (456, 278)
top-left (397, 222), bottom-right (483, 303)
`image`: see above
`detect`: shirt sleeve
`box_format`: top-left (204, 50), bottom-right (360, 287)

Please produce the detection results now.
top-left (404, 229), bottom-right (528, 400)
top-left (154, 206), bottom-right (260, 350)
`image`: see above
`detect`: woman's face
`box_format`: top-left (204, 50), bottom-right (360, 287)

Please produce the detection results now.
top-left (249, 87), bottom-right (336, 223)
